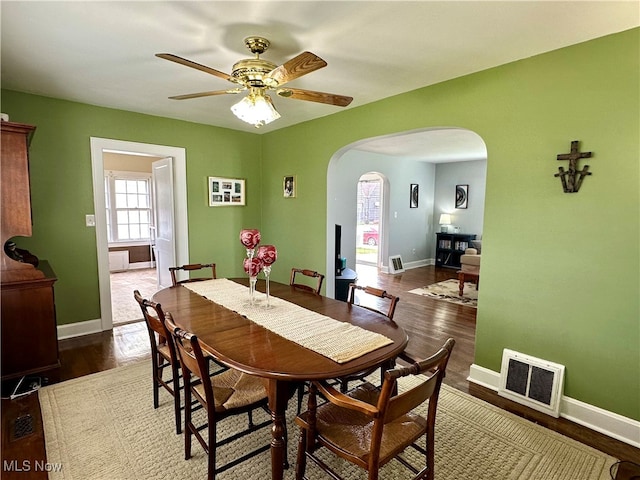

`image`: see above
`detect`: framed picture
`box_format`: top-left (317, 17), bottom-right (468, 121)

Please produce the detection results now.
top-left (455, 184), bottom-right (468, 209)
top-left (208, 177), bottom-right (245, 206)
top-left (410, 184), bottom-right (419, 208)
top-left (283, 175), bottom-right (296, 198)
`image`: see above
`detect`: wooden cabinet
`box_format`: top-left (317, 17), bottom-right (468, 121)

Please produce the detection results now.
top-left (1, 262), bottom-right (59, 382)
top-left (1, 121), bottom-right (60, 382)
top-left (435, 233), bottom-right (477, 269)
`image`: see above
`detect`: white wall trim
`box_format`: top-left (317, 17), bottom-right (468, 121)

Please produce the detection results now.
top-left (468, 364), bottom-right (640, 448)
top-left (405, 259), bottom-right (432, 269)
top-left (57, 319), bottom-right (103, 340)
top-left (128, 261), bottom-right (154, 270)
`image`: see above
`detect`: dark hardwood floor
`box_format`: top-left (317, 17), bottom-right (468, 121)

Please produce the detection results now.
top-left (2, 265), bottom-right (638, 479)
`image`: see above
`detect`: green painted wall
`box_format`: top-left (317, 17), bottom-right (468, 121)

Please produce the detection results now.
top-left (260, 29), bottom-right (639, 420)
top-left (2, 28), bottom-right (637, 420)
top-left (0, 92), bottom-right (262, 326)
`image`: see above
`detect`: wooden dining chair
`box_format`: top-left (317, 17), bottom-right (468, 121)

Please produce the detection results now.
top-left (336, 283), bottom-right (401, 392)
top-left (169, 263), bottom-right (217, 287)
top-left (165, 312), bottom-right (274, 479)
top-left (290, 268), bottom-right (324, 413)
top-left (134, 290), bottom-right (183, 434)
top-left (348, 283), bottom-right (399, 320)
top-left (295, 338), bottom-right (455, 480)
top-left (290, 268), bottom-right (324, 295)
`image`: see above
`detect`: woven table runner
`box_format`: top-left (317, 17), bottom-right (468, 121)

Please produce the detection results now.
top-left (182, 279), bottom-right (392, 363)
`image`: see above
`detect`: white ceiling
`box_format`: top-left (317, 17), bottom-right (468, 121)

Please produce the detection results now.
top-left (1, 1), bottom-right (637, 160)
top-left (352, 127), bottom-right (488, 163)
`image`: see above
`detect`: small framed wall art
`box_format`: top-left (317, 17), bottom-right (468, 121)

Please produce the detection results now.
top-left (209, 177), bottom-right (245, 206)
top-left (455, 184), bottom-right (468, 209)
top-left (283, 175), bottom-right (296, 198)
top-left (410, 184), bottom-right (419, 208)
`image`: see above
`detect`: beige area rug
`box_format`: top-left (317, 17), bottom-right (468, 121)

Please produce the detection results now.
top-left (40, 361), bottom-right (616, 480)
top-left (410, 278), bottom-right (478, 307)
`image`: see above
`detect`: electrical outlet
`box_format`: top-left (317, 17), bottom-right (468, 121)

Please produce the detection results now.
top-left (85, 214), bottom-right (96, 227)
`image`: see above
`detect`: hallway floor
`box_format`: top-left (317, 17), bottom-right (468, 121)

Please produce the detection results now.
top-left (110, 268), bottom-right (157, 324)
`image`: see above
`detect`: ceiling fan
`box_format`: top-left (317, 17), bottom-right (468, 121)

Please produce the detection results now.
top-left (156, 36), bottom-right (353, 128)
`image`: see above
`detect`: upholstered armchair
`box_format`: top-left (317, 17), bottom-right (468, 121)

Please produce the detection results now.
top-left (460, 247), bottom-right (481, 274)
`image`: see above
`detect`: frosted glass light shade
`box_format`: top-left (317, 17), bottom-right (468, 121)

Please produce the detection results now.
top-left (231, 91), bottom-right (280, 128)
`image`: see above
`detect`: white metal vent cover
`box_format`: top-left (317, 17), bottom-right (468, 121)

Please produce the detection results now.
top-left (389, 255), bottom-right (405, 274)
top-left (498, 349), bottom-right (565, 418)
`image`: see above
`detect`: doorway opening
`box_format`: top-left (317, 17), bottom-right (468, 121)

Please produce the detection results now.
top-left (355, 173), bottom-right (383, 267)
top-left (103, 152), bottom-right (159, 325)
top-left (90, 138), bottom-right (189, 332)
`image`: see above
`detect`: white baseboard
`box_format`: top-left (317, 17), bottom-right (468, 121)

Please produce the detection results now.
top-left (129, 261), bottom-right (154, 270)
top-left (404, 259), bottom-right (433, 269)
top-left (380, 258), bottom-right (433, 274)
top-left (468, 364), bottom-right (640, 448)
top-left (57, 318), bottom-right (104, 340)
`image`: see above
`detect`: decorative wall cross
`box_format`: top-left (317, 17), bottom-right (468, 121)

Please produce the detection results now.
top-left (554, 140), bottom-right (592, 193)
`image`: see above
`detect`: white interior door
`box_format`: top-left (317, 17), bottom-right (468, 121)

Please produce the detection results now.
top-left (152, 157), bottom-right (176, 289)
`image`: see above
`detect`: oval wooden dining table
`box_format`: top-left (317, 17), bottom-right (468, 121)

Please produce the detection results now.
top-left (152, 278), bottom-right (408, 480)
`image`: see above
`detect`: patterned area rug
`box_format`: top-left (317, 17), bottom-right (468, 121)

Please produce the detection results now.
top-left (40, 361), bottom-right (616, 480)
top-left (409, 278), bottom-right (478, 307)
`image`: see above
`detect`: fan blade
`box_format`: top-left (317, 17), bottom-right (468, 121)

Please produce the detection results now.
top-left (277, 88), bottom-right (353, 107)
top-left (266, 52), bottom-right (327, 86)
top-left (156, 53), bottom-right (232, 82)
top-left (168, 89), bottom-right (241, 100)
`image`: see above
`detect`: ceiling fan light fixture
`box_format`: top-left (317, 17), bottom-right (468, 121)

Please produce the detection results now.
top-left (231, 89), bottom-right (280, 128)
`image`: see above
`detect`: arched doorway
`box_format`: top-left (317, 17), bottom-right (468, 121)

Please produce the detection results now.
top-left (356, 173), bottom-right (384, 267)
top-left (325, 127), bottom-right (487, 299)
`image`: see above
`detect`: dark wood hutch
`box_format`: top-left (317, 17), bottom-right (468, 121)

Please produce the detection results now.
top-left (1, 121), bottom-right (60, 383)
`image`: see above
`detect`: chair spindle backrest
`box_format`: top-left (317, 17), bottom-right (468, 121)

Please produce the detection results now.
top-left (290, 268), bottom-right (325, 295)
top-left (169, 263), bottom-right (217, 287)
top-left (134, 290), bottom-right (172, 351)
top-left (381, 338), bottom-right (455, 424)
top-left (165, 312), bottom-right (213, 403)
top-left (347, 283), bottom-right (399, 320)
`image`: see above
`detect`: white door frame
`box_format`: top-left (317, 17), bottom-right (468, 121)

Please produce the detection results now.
top-left (90, 138), bottom-right (189, 331)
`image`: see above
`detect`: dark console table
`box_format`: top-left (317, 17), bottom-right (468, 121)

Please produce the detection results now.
top-left (335, 268), bottom-right (357, 302)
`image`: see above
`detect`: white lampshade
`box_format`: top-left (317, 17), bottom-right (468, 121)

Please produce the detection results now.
top-left (439, 214), bottom-right (452, 225)
top-left (231, 90), bottom-right (280, 128)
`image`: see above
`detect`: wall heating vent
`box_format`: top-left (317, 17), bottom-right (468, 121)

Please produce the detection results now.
top-left (498, 349), bottom-right (565, 417)
top-left (388, 255), bottom-right (405, 274)
top-left (14, 414), bottom-right (34, 440)
top-left (108, 251), bottom-right (129, 272)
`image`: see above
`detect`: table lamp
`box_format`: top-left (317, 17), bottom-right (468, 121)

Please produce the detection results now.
top-left (439, 214), bottom-right (452, 233)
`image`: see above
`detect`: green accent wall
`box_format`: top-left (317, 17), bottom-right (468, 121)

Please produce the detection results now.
top-left (260, 28), bottom-right (640, 420)
top-left (2, 28), bottom-right (638, 420)
top-left (0, 93), bottom-right (262, 326)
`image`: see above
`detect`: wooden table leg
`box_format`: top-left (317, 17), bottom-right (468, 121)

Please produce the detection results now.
top-left (458, 272), bottom-right (465, 296)
top-left (268, 379), bottom-right (292, 480)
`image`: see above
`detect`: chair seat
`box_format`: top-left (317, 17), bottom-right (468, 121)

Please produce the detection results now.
top-left (296, 382), bottom-right (426, 466)
top-left (157, 343), bottom-right (172, 362)
top-left (194, 368), bottom-right (268, 411)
